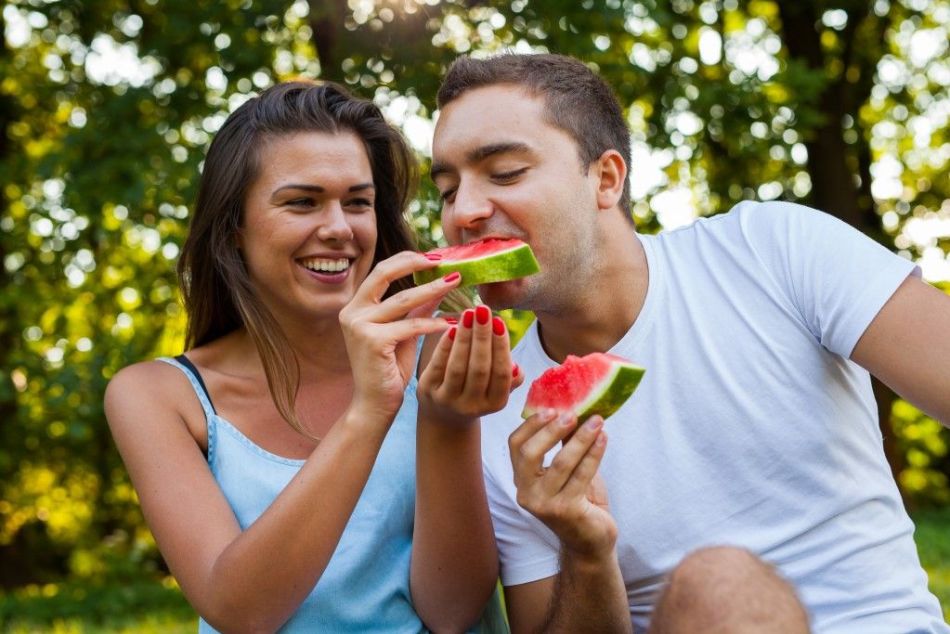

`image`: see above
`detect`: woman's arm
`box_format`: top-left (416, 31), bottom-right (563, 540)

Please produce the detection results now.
top-left (412, 306), bottom-right (523, 631)
top-left (106, 361), bottom-right (396, 633)
top-left (107, 253), bottom-right (459, 632)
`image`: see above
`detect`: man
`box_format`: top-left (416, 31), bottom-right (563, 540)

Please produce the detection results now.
top-left (430, 53), bottom-right (950, 633)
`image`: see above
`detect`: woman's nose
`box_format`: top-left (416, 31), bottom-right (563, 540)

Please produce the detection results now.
top-left (316, 201), bottom-right (355, 242)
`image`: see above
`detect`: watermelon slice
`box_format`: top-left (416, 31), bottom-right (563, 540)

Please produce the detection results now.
top-left (413, 238), bottom-right (540, 287)
top-left (522, 352), bottom-right (645, 422)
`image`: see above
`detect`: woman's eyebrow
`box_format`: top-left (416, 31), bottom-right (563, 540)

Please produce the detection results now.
top-left (271, 183), bottom-right (374, 196)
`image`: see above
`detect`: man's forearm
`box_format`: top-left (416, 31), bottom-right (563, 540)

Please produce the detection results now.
top-left (543, 548), bottom-right (632, 633)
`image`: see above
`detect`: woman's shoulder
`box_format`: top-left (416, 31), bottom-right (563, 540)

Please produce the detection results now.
top-left (108, 356), bottom-right (192, 390)
top-left (104, 358), bottom-right (195, 418)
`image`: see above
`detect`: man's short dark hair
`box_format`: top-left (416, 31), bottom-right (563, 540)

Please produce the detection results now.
top-left (438, 53), bottom-right (632, 216)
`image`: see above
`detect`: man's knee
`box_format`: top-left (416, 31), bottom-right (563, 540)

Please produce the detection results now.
top-left (668, 545), bottom-right (769, 592)
top-left (650, 546), bottom-right (810, 633)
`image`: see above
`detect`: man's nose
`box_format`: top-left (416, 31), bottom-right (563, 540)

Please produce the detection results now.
top-left (448, 182), bottom-right (493, 229)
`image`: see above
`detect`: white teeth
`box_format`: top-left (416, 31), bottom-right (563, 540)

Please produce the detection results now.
top-left (301, 257), bottom-right (350, 273)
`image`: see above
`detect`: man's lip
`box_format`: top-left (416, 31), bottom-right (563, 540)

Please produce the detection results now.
top-left (462, 235), bottom-right (524, 244)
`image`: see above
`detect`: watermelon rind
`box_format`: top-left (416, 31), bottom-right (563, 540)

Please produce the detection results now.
top-left (413, 240), bottom-right (540, 287)
top-left (521, 357), bottom-right (645, 422)
top-left (573, 362), bottom-right (645, 421)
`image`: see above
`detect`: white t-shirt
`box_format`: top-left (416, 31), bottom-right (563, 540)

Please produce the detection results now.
top-left (482, 201), bottom-right (948, 633)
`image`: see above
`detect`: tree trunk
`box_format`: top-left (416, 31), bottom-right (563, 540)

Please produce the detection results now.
top-left (309, 0), bottom-right (348, 82)
top-left (777, 2), bottom-right (905, 490)
top-left (0, 7), bottom-right (21, 465)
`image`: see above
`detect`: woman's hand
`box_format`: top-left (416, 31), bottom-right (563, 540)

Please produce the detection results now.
top-left (339, 251), bottom-right (458, 425)
top-left (417, 305), bottom-right (525, 426)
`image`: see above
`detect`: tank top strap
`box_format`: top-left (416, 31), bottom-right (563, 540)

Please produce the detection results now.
top-left (157, 355), bottom-right (218, 420)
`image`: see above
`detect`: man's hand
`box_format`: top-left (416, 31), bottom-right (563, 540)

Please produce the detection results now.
top-left (508, 411), bottom-right (618, 561)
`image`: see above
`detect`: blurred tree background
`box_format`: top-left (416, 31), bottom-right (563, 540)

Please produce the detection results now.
top-left (1, 0), bottom-right (949, 621)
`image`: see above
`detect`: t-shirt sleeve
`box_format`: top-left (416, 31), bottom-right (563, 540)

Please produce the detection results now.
top-left (483, 456), bottom-right (561, 587)
top-left (737, 201), bottom-right (920, 358)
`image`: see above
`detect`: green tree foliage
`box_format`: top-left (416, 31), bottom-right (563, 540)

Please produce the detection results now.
top-left (1, 0), bottom-right (947, 588)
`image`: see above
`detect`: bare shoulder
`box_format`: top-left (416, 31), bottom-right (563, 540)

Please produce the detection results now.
top-left (104, 358), bottom-right (208, 448)
top-left (105, 359), bottom-right (187, 419)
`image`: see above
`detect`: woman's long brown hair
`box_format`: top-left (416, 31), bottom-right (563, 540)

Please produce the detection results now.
top-left (177, 81), bottom-right (417, 436)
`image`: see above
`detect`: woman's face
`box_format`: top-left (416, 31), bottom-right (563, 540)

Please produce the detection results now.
top-left (238, 130), bottom-right (378, 322)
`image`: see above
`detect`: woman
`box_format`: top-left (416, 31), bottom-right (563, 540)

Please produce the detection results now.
top-left (104, 80), bottom-right (516, 632)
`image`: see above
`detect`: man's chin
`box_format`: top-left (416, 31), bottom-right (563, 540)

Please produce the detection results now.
top-left (476, 278), bottom-right (529, 311)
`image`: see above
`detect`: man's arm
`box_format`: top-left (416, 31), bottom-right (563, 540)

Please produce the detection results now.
top-left (851, 275), bottom-right (950, 426)
top-left (504, 413), bottom-right (633, 633)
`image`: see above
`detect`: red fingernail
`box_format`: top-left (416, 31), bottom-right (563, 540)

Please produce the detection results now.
top-left (476, 305), bottom-right (490, 325)
top-left (425, 252), bottom-right (442, 261)
top-left (444, 317), bottom-right (458, 325)
top-left (448, 327), bottom-right (457, 341)
top-left (492, 316), bottom-right (505, 336)
top-left (443, 271), bottom-right (461, 283)
top-left (512, 363), bottom-right (519, 377)
top-left (462, 309), bottom-right (475, 328)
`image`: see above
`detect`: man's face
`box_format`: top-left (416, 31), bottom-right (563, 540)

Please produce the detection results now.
top-left (431, 84), bottom-right (600, 312)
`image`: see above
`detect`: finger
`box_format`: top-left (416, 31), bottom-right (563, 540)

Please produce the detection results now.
top-left (508, 409), bottom-right (559, 458)
top-left (511, 412), bottom-right (578, 485)
top-left (442, 308), bottom-right (475, 394)
top-left (355, 251), bottom-right (443, 304)
top-left (371, 272), bottom-right (461, 322)
top-left (544, 416), bottom-right (604, 495)
top-left (559, 424), bottom-right (609, 500)
top-left (463, 305), bottom-right (495, 397)
top-left (417, 327), bottom-right (455, 391)
top-left (510, 362), bottom-right (526, 391)
top-left (371, 316), bottom-right (453, 347)
top-left (484, 316), bottom-right (513, 405)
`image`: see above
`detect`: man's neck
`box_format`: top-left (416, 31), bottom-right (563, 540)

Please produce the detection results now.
top-left (535, 221), bottom-right (648, 363)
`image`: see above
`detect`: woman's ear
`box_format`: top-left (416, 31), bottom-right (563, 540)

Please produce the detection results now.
top-left (591, 149), bottom-right (627, 212)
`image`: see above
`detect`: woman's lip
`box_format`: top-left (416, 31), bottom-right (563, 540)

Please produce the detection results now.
top-left (300, 263), bottom-right (350, 284)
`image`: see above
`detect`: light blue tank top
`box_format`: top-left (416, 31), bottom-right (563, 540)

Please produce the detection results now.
top-left (160, 356), bottom-right (508, 633)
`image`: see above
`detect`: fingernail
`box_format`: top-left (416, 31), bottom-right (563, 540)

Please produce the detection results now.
top-left (493, 317), bottom-right (506, 336)
top-left (538, 409), bottom-right (557, 422)
top-left (559, 413), bottom-right (575, 427)
top-left (425, 252), bottom-right (442, 261)
top-left (444, 317), bottom-right (458, 325)
top-left (511, 363), bottom-right (519, 377)
top-left (462, 309), bottom-right (475, 328)
top-left (585, 417), bottom-right (603, 431)
top-left (443, 271), bottom-right (461, 283)
top-left (476, 305), bottom-right (490, 325)
top-left (448, 326), bottom-right (457, 341)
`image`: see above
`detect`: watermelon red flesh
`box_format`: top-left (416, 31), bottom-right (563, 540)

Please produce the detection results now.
top-left (413, 238), bottom-right (540, 287)
top-left (521, 352), bottom-right (645, 422)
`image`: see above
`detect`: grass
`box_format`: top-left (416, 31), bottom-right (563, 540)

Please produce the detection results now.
top-left (913, 506), bottom-right (950, 621)
top-left (2, 508), bottom-right (948, 632)
top-left (0, 579), bottom-right (197, 633)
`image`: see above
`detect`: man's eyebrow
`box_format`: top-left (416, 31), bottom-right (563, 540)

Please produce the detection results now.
top-left (430, 141), bottom-right (532, 181)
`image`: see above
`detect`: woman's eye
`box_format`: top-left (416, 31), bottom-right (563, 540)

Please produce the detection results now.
top-left (347, 198), bottom-right (374, 209)
top-left (286, 197), bottom-right (314, 208)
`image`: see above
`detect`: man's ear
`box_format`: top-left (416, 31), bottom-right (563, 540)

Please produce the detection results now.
top-left (591, 149), bottom-right (627, 212)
